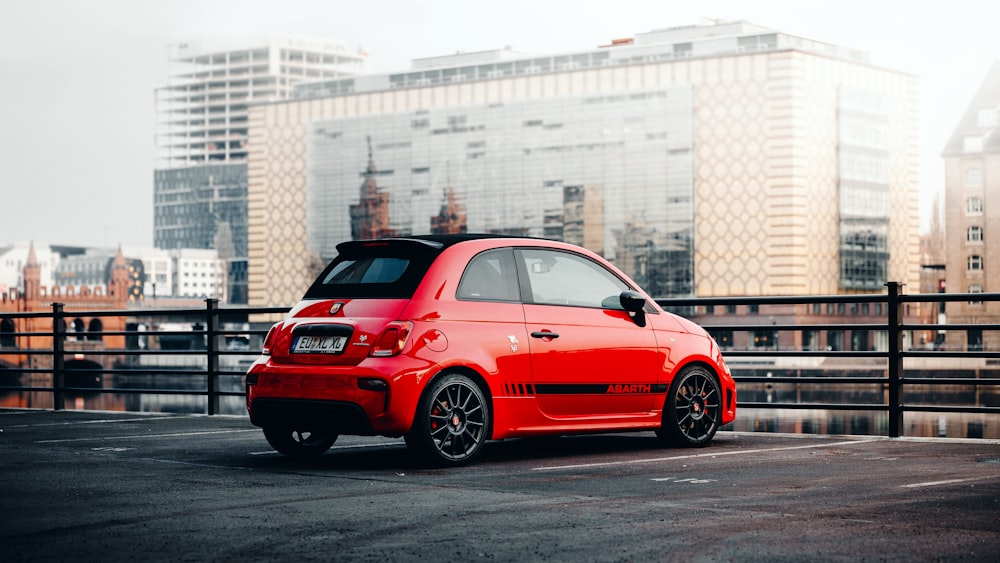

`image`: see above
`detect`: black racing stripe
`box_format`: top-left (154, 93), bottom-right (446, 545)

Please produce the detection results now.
top-left (535, 384), bottom-right (670, 395)
top-left (534, 384), bottom-right (608, 395)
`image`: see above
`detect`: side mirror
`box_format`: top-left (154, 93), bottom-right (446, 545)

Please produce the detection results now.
top-left (619, 291), bottom-right (647, 327)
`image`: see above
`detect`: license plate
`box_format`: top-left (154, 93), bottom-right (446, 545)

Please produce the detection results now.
top-left (292, 335), bottom-right (347, 354)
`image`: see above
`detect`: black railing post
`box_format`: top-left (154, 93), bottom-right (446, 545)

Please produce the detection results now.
top-left (52, 302), bottom-right (65, 411)
top-left (886, 281), bottom-right (904, 437)
top-left (206, 298), bottom-right (220, 415)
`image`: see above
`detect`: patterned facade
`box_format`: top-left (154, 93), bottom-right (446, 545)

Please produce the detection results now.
top-left (247, 21), bottom-right (920, 310)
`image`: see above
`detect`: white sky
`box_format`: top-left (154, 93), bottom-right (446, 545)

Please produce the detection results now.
top-left (0, 0), bottom-right (996, 248)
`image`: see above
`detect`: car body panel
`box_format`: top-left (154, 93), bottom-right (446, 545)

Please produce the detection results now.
top-left (524, 302), bottom-right (659, 417)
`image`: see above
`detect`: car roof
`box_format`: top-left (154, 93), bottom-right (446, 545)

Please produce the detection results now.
top-left (344, 233), bottom-right (550, 251)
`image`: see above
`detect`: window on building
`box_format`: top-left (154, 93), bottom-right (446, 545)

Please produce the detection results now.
top-left (965, 168), bottom-right (983, 188)
top-left (967, 196), bottom-right (983, 214)
top-left (851, 330), bottom-right (868, 351)
top-left (802, 330), bottom-right (819, 351)
top-left (969, 284), bottom-right (983, 305)
top-left (827, 330), bottom-right (843, 351)
top-left (967, 225), bottom-right (983, 242)
top-left (968, 329), bottom-right (983, 352)
top-left (752, 330), bottom-right (777, 349)
top-left (976, 107), bottom-right (998, 128)
top-left (967, 255), bottom-right (984, 271)
top-left (709, 330), bottom-right (733, 348)
top-left (748, 304), bottom-right (759, 314)
top-left (87, 319), bottom-right (103, 342)
top-left (964, 135), bottom-right (984, 152)
top-left (72, 318), bottom-right (85, 341)
top-left (726, 304), bottom-right (737, 314)
top-left (0, 317), bottom-right (15, 348)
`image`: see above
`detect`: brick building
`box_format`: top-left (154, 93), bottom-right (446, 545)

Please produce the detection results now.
top-left (0, 243), bottom-right (131, 408)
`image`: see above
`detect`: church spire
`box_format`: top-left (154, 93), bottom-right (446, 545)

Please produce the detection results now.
top-left (23, 241), bottom-right (41, 301)
top-left (109, 245), bottom-right (131, 303)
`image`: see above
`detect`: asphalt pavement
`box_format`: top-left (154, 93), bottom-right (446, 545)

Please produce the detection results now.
top-left (1, 408), bottom-right (998, 562)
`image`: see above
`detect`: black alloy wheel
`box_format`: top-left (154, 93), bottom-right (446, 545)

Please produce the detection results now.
top-left (406, 373), bottom-right (490, 466)
top-left (657, 365), bottom-right (722, 447)
top-left (263, 427), bottom-right (338, 460)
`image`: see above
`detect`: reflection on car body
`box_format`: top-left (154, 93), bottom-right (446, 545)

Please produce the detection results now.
top-left (246, 234), bottom-right (736, 466)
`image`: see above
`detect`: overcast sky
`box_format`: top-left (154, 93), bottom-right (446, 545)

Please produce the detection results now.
top-left (0, 0), bottom-right (996, 248)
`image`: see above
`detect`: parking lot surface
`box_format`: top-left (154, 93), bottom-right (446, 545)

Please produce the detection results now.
top-left (1, 408), bottom-right (998, 562)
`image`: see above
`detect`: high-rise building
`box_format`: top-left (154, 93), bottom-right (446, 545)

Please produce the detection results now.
top-left (246, 21), bottom-right (920, 324)
top-left (154, 34), bottom-right (367, 302)
top-left (942, 60), bottom-right (1000, 351)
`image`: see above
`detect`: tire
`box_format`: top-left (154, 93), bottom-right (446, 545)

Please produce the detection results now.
top-left (405, 373), bottom-right (490, 466)
top-left (656, 365), bottom-right (722, 447)
top-left (263, 426), bottom-right (338, 460)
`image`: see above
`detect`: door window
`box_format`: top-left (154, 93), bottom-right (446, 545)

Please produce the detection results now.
top-left (520, 249), bottom-right (630, 308)
top-left (457, 249), bottom-right (520, 302)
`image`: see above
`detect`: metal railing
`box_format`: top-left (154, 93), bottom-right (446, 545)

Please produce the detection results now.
top-left (656, 282), bottom-right (1000, 437)
top-left (1, 284), bottom-right (998, 437)
top-left (0, 300), bottom-right (285, 415)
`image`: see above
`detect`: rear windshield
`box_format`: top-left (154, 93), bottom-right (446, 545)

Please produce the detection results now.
top-left (303, 239), bottom-right (444, 299)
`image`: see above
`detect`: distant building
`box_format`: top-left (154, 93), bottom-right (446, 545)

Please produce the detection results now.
top-left (0, 243), bottom-right (58, 296)
top-left (248, 18), bottom-right (921, 347)
top-left (916, 197), bottom-right (947, 349)
top-left (154, 34), bottom-right (368, 303)
top-left (54, 246), bottom-right (226, 303)
top-left (154, 163), bottom-right (248, 258)
top-left (155, 33), bottom-right (368, 166)
top-left (0, 243), bottom-right (131, 410)
top-left (941, 60), bottom-right (1000, 351)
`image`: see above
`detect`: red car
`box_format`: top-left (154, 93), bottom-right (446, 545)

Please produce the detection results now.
top-left (246, 235), bottom-right (735, 465)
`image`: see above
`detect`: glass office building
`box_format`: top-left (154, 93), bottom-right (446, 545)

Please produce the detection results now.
top-left (306, 88), bottom-right (693, 295)
top-left (248, 21), bottom-right (919, 309)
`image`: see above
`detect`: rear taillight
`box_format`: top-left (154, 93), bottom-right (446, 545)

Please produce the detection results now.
top-left (261, 323), bottom-right (281, 356)
top-left (370, 321), bottom-right (413, 357)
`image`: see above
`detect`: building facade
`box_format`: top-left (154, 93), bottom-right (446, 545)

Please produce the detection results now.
top-left (0, 243), bottom-right (130, 409)
top-left (246, 21), bottom-right (920, 316)
top-left (53, 246), bottom-right (226, 303)
top-left (942, 60), bottom-right (1000, 351)
top-left (154, 34), bottom-right (367, 303)
top-left (0, 243), bottom-right (58, 296)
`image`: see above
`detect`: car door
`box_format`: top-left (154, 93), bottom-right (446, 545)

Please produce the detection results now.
top-left (518, 248), bottom-right (658, 418)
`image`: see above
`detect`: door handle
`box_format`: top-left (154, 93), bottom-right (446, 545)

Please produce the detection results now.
top-left (531, 331), bottom-right (559, 339)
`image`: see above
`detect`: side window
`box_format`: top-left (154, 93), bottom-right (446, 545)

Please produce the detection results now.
top-left (521, 249), bottom-right (630, 308)
top-left (457, 249), bottom-right (519, 302)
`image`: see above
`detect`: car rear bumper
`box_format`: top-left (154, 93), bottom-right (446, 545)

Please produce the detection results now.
top-left (245, 356), bottom-right (438, 436)
top-left (248, 397), bottom-right (374, 435)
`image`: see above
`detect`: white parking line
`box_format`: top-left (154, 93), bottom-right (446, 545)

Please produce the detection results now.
top-left (533, 439), bottom-right (879, 471)
top-left (141, 458), bottom-right (256, 471)
top-left (35, 429), bottom-right (259, 443)
top-left (900, 476), bottom-right (992, 489)
top-left (248, 442), bottom-right (402, 456)
top-left (4, 416), bottom-right (173, 428)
